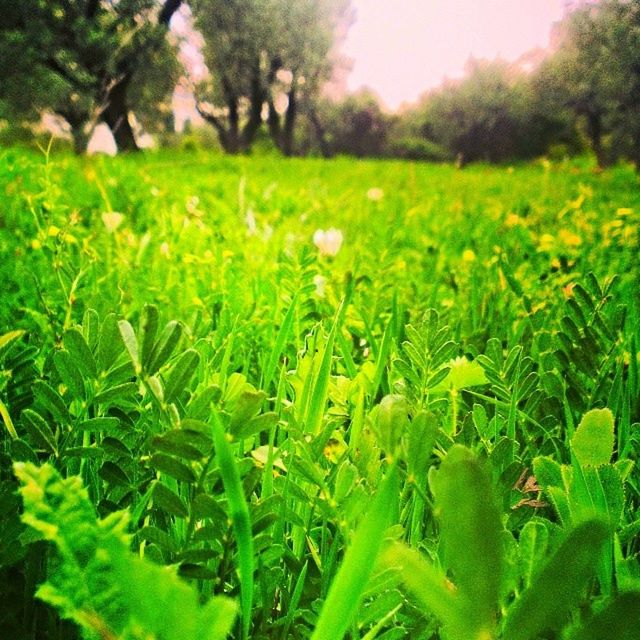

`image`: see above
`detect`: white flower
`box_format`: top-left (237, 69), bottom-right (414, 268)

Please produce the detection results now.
top-left (101, 211), bottom-right (124, 233)
top-left (313, 228), bottom-right (343, 257)
top-left (367, 187), bottom-right (384, 202)
top-left (313, 274), bottom-right (326, 297)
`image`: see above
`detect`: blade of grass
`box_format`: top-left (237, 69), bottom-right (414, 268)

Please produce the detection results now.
top-left (212, 410), bottom-right (253, 640)
top-left (311, 463), bottom-right (399, 640)
top-left (263, 293), bottom-right (298, 391)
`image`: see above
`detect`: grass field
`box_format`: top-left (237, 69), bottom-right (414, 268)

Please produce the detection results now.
top-left (1, 147), bottom-right (640, 639)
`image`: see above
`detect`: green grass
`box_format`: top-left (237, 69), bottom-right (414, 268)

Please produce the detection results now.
top-left (1, 146), bottom-right (639, 639)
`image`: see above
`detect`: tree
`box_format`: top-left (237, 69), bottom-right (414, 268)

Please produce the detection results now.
top-left (536, 0), bottom-right (640, 168)
top-left (419, 60), bottom-right (523, 164)
top-left (417, 59), bottom-right (566, 165)
top-left (265, 0), bottom-right (352, 156)
top-left (191, 0), bottom-right (271, 154)
top-left (190, 0), bottom-right (352, 155)
top-left (318, 90), bottom-right (393, 157)
top-left (0, 0), bottom-right (182, 152)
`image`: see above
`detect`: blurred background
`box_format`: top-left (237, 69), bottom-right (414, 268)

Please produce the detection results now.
top-left (1, 0), bottom-right (638, 167)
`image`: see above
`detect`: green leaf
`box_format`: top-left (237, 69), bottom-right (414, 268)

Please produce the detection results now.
top-left (502, 519), bottom-right (609, 640)
top-left (53, 349), bottom-right (85, 400)
top-left (569, 591), bottom-right (640, 640)
top-left (22, 409), bottom-right (57, 455)
top-left (372, 394), bottom-right (408, 457)
top-left (153, 482), bottom-right (189, 518)
top-left (34, 381), bottom-right (72, 425)
top-left (97, 313), bottom-right (122, 371)
top-left (118, 320), bottom-right (140, 373)
top-left (151, 427), bottom-right (212, 460)
top-left (77, 417), bottom-right (120, 433)
top-left (382, 542), bottom-right (462, 635)
top-left (518, 520), bottom-right (549, 588)
top-left (82, 308), bottom-right (100, 351)
top-left (149, 454), bottom-right (197, 483)
top-left (431, 445), bottom-right (503, 636)
top-left (13, 462), bottom-right (236, 640)
top-left (311, 464), bottom-right (399, 640)
top-left (164, 349), bottom-right (201, 402)
top-left (98, 461), bottom-right (130, 487)
top-left (571, 408), bottom-right (615, 466)
top-left (0, 329), bottom-right (25, 358)
top-left (93, 382), bottom-right (138, 405)
top-left (140, 303), bottom-right (160, 370)
top-left (146, 320), bottom-right (182, 375)
top-left (406, 411), bottom-right (437, 481)
top-left (63, 328), bottom-right (97, 379)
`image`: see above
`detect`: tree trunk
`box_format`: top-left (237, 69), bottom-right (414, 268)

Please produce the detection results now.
top-left (102, 75), bottom-right (139, 152)
top-left (281, 86), bottom-right (297, 157)
top-left (241, 66), bottom-right (265, 150)
top-left (267, 97), bottom-right (281, 149)
top-left (308, 106), bottom-right (333, 158)
top-left (586, 110), bottom-right (607, 168)
top-left (71, 125), bottom-right (90, 155)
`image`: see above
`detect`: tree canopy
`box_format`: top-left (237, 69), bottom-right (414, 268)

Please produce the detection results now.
top-left (0, 0), bottom-right (182, 152)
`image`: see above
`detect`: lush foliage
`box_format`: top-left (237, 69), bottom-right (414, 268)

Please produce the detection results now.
top-left (1, 146), bottom-right (639, 639)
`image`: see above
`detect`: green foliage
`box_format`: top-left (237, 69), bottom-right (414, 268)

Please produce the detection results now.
top-left (14, 461), bottom-right (237, 640)
top-left (1, 148), bottom-right (639, 639)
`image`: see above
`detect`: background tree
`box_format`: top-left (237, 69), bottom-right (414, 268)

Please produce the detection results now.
top-left (191, 0), bottom-right (352, 155)
top-left (319, 90), bottom-right (392, 157)
top-left (191, 0), bottom-right (271, 154)
top-left (265, 0), bottom-right (352, 156)
top-left (533, 0), bottom-right (640, 168)
top-left (417, 60), bottom-right (540, 165)
top-left (0, 0), bottom-right (182, 152)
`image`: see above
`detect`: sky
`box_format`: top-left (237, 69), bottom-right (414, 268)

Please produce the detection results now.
top-left (342, 0), bottom-right (568, 110)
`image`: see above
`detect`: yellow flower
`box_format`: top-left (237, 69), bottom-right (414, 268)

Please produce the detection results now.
top-left (31, 239), bottom-right (42, 250)
top-left (538, 234), bottom-right (555, 251)
top-left (462, 249), bottom-right (476, 263)
top-left (505, 213), bottom-right (521, 227)
top-left (558, 229), bottom-right (582, 247)
top-left (48, 225), bottom-right (60, 237)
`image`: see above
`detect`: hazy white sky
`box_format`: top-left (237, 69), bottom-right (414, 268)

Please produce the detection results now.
top-left (343, 0), bottom-right (567, 109)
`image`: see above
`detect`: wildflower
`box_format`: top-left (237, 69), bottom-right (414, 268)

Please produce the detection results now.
top-left (558, 229), bottom-right (582, 247)
top-left (313, 228), bottom-right (343, 257)
top-left (102, 212), bottom-right (124, 233)
top-left (538, 234), bottom-right (555, 252)
top-left (462, 249), bottom-right (476, 263)
top-left (505, 213), bottom-right (521, 227)
top-left (186, 196), bottom-right (203, 217)
top-left (367, 187), bottom-right (384, 202)
top-left (160, 242), bottom-right (170, 257)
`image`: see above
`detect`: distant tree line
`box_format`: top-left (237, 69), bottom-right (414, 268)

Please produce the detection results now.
top-left (0, 0), bottom-right (638, 167)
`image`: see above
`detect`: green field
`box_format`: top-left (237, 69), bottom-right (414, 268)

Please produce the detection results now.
top-left (1, 147), bottom-right (640, 639)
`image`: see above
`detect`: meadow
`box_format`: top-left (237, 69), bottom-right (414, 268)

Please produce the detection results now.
top-left (1, 146), bottom-right (639, 640)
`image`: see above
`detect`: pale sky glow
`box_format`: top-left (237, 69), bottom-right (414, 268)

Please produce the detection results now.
top-left (343, 0), bottom-right (567, 110)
